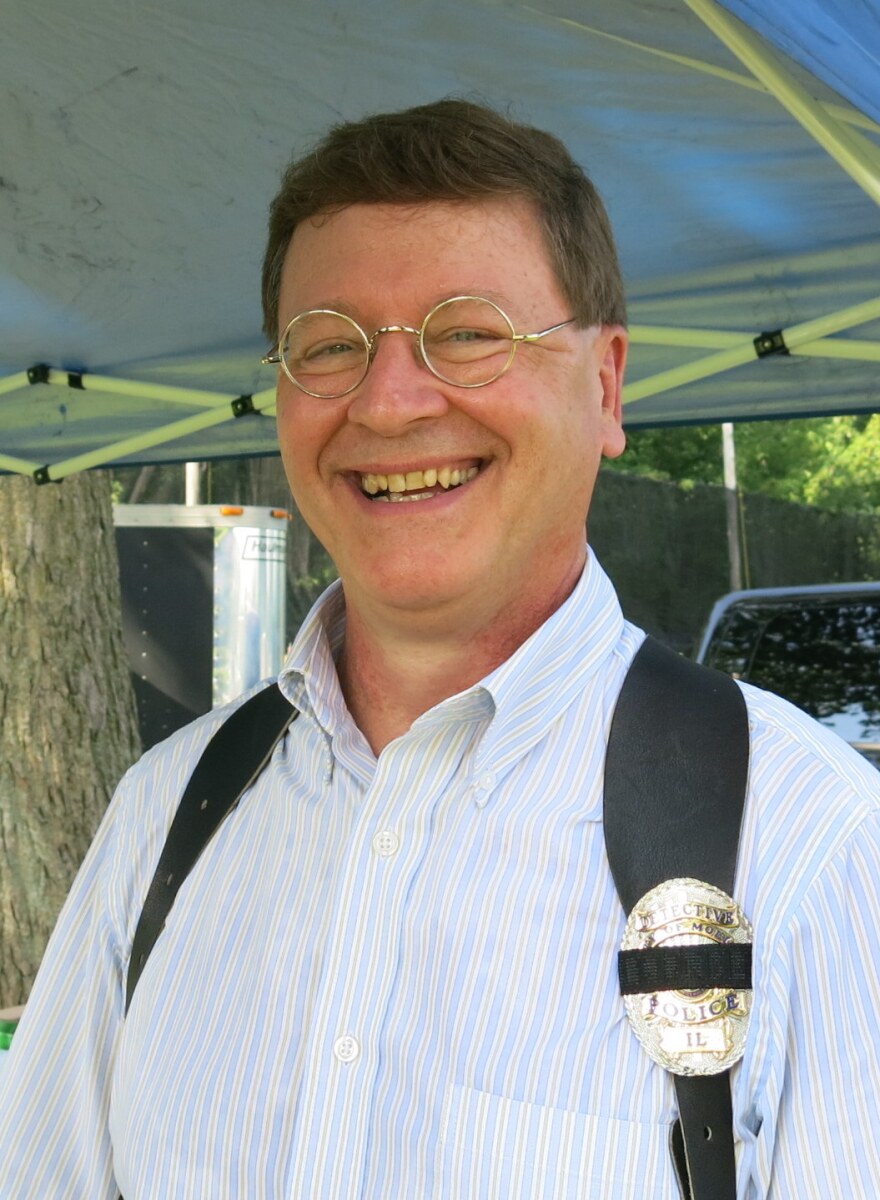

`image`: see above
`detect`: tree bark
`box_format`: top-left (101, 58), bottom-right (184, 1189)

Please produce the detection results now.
top-left (0, 472), bottom-right (141, 1005)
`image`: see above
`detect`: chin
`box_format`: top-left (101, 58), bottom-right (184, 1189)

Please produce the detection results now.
top-left (352, 561), bottom-right (479, 615)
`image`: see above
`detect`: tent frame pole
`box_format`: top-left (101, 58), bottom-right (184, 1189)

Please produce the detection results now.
top-left (40, 368), bottom-right (238, 409)
top-left (624, 294), bottom-right (880, 404)
top-left (0, 372), bottom-right (31, 398)
top-left (0, 452), bottom-right (41, 476)
top-left (629, 325), bottom-right (880, 359)
top-left (32, 388), bottom-right (276, 482)
top-left (683, 0), bottom-right (880, 207)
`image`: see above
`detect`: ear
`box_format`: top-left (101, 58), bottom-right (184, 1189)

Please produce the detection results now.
top-left (597, 325), bottom-right (628, 460)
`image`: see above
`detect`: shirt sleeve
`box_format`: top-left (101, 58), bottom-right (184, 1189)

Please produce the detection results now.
top-left (0, 768), bottom-right (134, 1198)
top-left (747, 807), bottom-right (880, 1197)
top-left (0, 690), bottom-right (268, 1198)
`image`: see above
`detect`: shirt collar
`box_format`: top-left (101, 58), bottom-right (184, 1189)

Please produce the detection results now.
top-left (278, 580), bottom-right (350, 739)
top-left (465, 549), bottom-right (624, 777)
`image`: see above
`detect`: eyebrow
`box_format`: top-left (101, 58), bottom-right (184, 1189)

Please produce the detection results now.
top-left (284, 289), bottom-right (518, 326)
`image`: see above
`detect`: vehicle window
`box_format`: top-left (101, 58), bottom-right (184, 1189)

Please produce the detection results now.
top-left (704, 598), bottom-right (880, 768)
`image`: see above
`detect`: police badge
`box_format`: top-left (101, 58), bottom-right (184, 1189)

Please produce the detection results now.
top-left (619, 878), bottom-right (753, 1076)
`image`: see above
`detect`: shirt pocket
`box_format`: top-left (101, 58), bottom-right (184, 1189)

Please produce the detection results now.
top-left (436, 1083), bottom-right (678, 1200)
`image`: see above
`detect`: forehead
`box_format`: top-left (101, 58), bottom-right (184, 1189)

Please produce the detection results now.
top-left (278, 196), bottom-right (564, 320)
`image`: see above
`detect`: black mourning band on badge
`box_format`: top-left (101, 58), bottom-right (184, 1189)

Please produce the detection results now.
top-left (618, 942), bottom-right (753, 995)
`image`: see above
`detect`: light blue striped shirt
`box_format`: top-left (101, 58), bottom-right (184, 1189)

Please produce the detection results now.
top-left (1, 553), bottom-right (879, 1198)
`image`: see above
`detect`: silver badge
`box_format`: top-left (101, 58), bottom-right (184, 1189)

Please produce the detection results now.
top-left (621, 877), bottom-right (753, 1076)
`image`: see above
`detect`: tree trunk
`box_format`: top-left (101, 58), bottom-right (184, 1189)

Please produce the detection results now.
top-left (0, 471), bottom-right (141, 1005)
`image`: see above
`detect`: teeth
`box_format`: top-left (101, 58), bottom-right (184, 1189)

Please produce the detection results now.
top-left (389, 491), bottom-right (433, 503)
top-left (372, 490), bottom-right (435, 504)
top-left (360, 462), bottom-right (481, 499)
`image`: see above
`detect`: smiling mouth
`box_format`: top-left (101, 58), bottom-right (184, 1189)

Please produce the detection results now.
top-left (359, 464), bottom-right (481, 503)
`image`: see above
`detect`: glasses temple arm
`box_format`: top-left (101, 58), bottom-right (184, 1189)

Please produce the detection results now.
top-left (514, 318), bottom-right (576, 344)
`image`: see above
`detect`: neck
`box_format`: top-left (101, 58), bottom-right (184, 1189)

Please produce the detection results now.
top-left (337, 555), bottom-right (585, 754)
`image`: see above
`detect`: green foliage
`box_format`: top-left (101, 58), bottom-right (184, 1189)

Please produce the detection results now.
top-left (606, 425), bottom-right (723, 487)
top-left (608, 415), bottom-right (880, 514)
top-left (800, 415), bottom-right (880, 513)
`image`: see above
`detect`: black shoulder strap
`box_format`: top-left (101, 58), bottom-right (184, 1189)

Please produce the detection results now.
top-left (125, 684), bottom-right (296, 1014)
top-left (604, 636), bottom-right (750, 1200)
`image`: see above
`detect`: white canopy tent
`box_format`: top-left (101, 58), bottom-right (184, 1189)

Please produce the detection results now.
top-left (1, 0), bottom-right (878, 483)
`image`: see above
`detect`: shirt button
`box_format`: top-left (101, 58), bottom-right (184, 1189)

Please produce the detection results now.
top-left (372, 829), bottom-right (400, 857)
top-left (333, 1034), bottom-right (360, 1063)
top-left (478, 771), bottom-right (496, 790)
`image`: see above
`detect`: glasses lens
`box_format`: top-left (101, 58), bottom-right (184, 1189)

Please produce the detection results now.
top-left (281, 311), bottom-right (369, 397)
top-left (422, 298), bottom-right (516, 386)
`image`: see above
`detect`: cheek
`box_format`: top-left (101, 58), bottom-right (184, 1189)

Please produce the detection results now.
top-left (275, 391), bottom-right (333, 483)
top-left (540, 394), bottom-right (607, 517)
top-left (546, 386), bottom-right (598, 460)
top-left (275, 403), bottom-right (304, 491)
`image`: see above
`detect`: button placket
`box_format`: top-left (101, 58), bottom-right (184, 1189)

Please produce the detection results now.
top-left (290, 728), bottom-right (478, 1192)
top-left (290, 762), bottom-right (426, 1167)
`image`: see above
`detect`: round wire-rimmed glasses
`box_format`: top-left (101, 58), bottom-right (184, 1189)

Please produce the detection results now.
top-left (261, 295), bottom-right (575, 398)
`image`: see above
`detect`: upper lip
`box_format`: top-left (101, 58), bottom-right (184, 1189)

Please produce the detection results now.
top-left (350, 457), bottom-right (482, 475)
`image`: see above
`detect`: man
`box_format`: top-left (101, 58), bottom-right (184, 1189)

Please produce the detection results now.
top-left (1, 99), bottom-right (878, 1198)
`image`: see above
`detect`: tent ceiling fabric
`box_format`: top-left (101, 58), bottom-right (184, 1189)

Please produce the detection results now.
top-left (1, 0), bottom-right (878, 476)
top-left (718, 0), bottom-right (880, 126)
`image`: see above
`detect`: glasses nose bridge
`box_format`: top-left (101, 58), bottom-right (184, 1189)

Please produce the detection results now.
top-left (366, 322), bottom-right (424, 367)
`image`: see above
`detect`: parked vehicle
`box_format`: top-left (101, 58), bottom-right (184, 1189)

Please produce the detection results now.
top-left (696, 583), bottom-right (880, 769)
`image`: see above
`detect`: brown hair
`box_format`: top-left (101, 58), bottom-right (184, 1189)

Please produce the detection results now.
top-left (261, 98), bottom-right (626, 341)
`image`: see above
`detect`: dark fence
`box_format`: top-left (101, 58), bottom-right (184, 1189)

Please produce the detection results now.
top-left (590, 471), bottom-right (880, 654)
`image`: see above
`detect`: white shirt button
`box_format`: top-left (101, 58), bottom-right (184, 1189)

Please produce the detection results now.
top-left (372, 829), bottom-right (400, 857)
top-left (333, 1034), bottom-right (360, 1063)
top-left (478, 771), bottom-right (496, 790)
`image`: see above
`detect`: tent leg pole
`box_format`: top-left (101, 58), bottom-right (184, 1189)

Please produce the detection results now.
top-left (185, 462), bottom-right (201, 506)
top-left (722, 422), bottom-right (743, 592)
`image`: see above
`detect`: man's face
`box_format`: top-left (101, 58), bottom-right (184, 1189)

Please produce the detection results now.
top-left (275, 196), bottom-right (626, 631)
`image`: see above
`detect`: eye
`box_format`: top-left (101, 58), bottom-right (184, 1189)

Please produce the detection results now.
top-left (282, 311), bottom-right (368, 375)
top-left (423, 298), bottom-right (514, 360)
top-left (301, 338), bottom-right (361, 362)
top-left (425, 322), bottom-right (511, 364)
top-left (443, 327), bottom-right (504, 344)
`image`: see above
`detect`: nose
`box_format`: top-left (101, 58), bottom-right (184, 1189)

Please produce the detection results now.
top-left (345, 327), bottom-right (450, 435)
